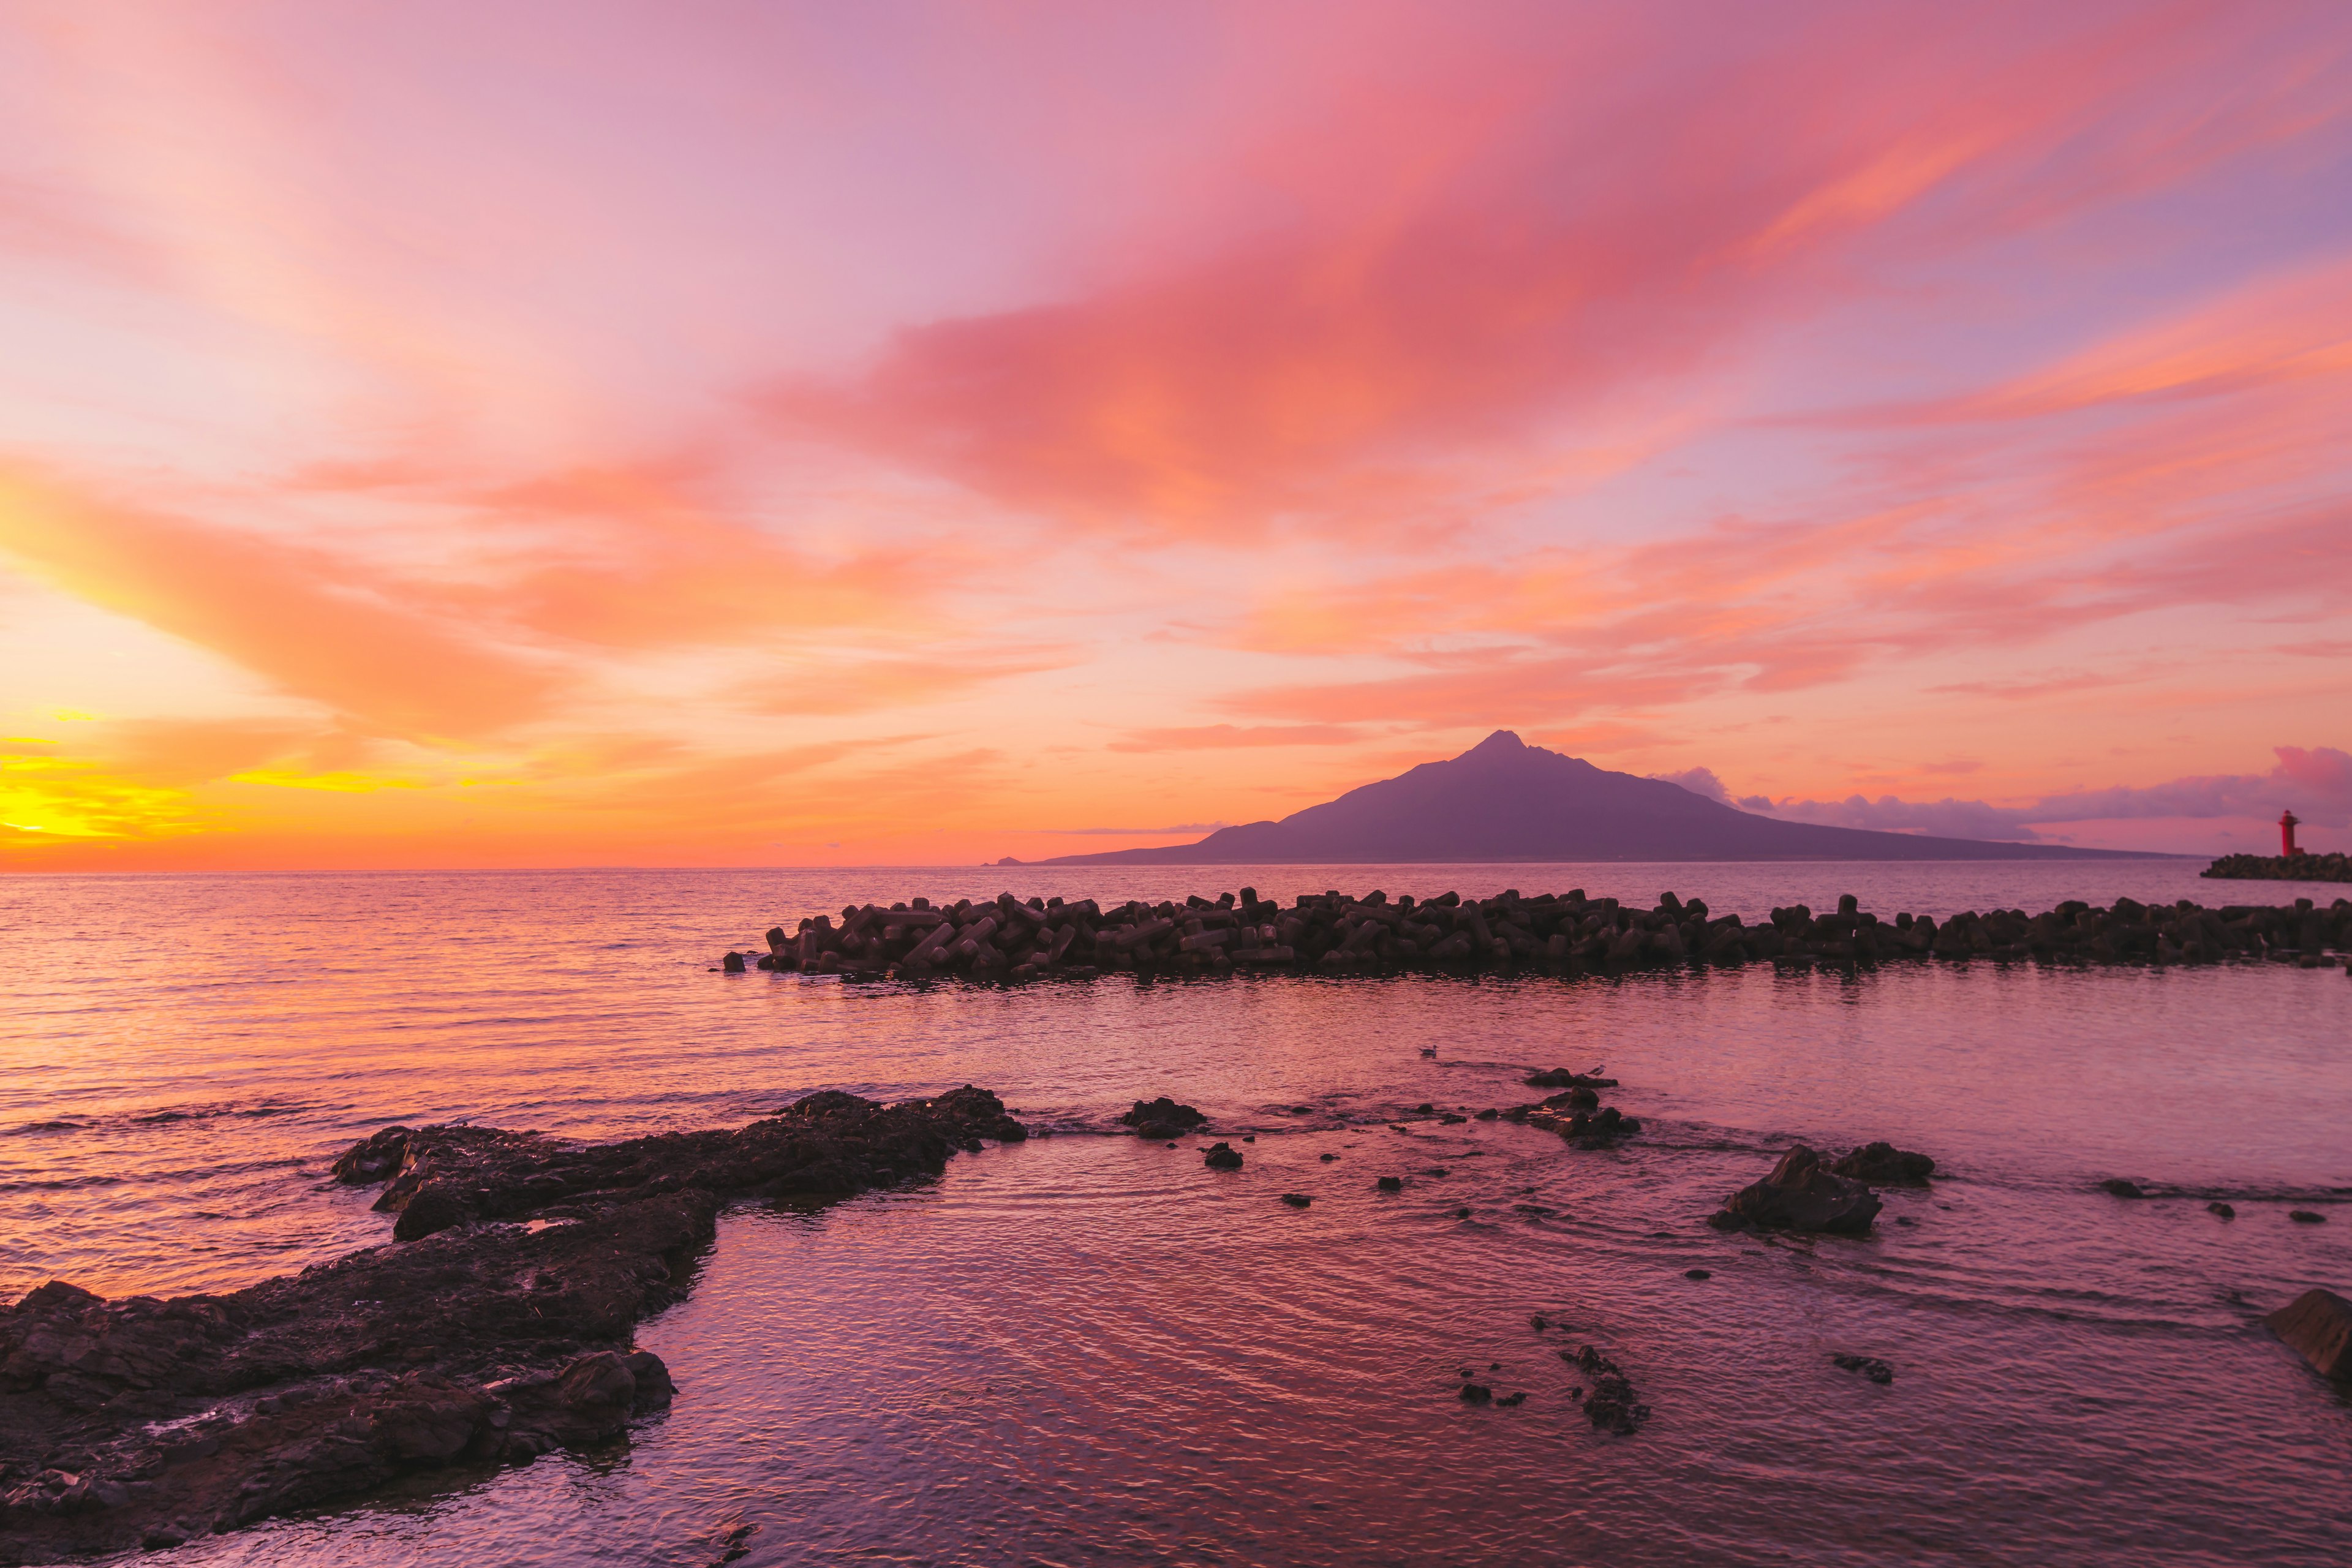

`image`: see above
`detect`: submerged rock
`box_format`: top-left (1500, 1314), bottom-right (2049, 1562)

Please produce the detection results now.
top-left (1280, 1193), bottom-right (1313, 1209)
top-left (2265, 1287), bottom-right (2352, 1381)
top-left (1830, 1142), bottom-right (1935, 1184)
top-left (2100, 1178), bottom-right (2147, 1199)
top-left (1376, 1175), bottom-right (1403, 1192)
top-left (1525, 1069), bottom-right (1618, 1089)
top-left (1709, 1146), bottom-right (1882, 1235)
top-left (1831, 1353), bottom-right (1895, 1384)
top-left (1566, 1345), bottom-right (1648, 1434)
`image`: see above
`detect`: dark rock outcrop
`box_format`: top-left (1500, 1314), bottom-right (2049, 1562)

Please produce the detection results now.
top-left (2100, 1178), bottom-right (2146, 1199)
top-left (1831, 1142), bottom-right (1936, 1185)
top-left (1119, 1097), bottom-right (1207, 1140)
top-left (2265, 1288), bottom-right (2352, 1381)
top-left (1202, 1142), bottom-right (1243, 1170)
top-left (0, 1087), bottom-right (1027, 1562)
top-left (1708, 1146), bottom-right (1882, 1235)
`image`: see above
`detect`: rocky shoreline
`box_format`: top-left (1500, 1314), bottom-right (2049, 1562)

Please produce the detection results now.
top-left (8, 1053), bottom-right (2347, 1559)
top-left (0, 1088), bottom-right (1028, 1564)
top-left (2203, 852), bottom-right (2352, 884)
top-left (729, 886), bottom-right (2352, 981)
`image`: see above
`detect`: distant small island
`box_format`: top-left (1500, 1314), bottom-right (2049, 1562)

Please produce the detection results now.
top-left (2205, 852), bottom-right (2352, 883)
top-left (1014, 731), bottom-right (2172, 865)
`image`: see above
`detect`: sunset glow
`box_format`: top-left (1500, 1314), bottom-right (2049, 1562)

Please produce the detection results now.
top-left (4, 1), bottom-right (2350, 867)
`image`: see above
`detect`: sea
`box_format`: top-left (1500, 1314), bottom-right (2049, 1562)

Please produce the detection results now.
top-left (2, 862), bottom-right (2348, 1567)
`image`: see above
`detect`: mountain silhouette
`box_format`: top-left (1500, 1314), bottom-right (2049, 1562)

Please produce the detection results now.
top-left (1033, 731), bottom-right (2159, 864)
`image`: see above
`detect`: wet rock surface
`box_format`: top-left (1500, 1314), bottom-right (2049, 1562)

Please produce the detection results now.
top-left (1525, 1068), bottom-right (1618, 1089)
top-left (2266, 1288), bottom-right (2352, 1381)
top-left (1201, 1142), bottom-right (1243, 1170)
top-left (1119, 1097), bottom-right (1207, 1140)
top-left (1831, 1142), bottom-right (1936, 1185)
top-left (0, 1087), bottom-right (1028, 1564)
top-left (728, 887), bottom-right (2352, 981)
top-left (1709, 1146), bottom-right (1883, 1235)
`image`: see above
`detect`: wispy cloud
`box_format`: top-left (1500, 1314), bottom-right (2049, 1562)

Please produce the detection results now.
top-left (2, 2), bottom-right (2350, 865)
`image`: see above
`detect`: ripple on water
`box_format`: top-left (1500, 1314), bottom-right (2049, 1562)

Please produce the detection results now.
top-left (2, 866), bottom-right (2348, 1564)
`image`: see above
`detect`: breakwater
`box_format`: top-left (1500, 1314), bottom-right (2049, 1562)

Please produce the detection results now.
top-left (2204, 852), bottom-right (2352, 883)
top-left (728, 885), bottom-right (2352, 979)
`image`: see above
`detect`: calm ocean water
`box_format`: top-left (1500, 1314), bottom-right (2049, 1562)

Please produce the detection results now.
top-left (3, 862), bottom-right (2349, 1566)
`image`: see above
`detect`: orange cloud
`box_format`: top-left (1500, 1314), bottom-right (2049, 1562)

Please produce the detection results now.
top-left (1108, 723), bottom-right (1363, 752)
top-left (738, 648), bottom-right (1076, 717)
top-left (459, 463), bottom-right (917, 649)
top-left (0, 464), bottom-right (556, 740)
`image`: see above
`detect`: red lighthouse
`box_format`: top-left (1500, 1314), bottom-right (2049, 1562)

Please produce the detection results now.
top-left (2280, 810), bottom-right (2301, 857)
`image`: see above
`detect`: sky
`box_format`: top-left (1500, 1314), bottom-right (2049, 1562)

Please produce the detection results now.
top-left (2, 0), bottom-right (2350, 870)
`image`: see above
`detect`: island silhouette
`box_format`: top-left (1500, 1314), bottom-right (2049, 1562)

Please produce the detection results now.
top-left (1024, 731), bottom-right (2163, 864)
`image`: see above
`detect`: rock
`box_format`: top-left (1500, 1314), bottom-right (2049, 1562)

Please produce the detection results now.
top-left (1454, 1207), bottom-right (1471, 1219)
top-left (1710, 1145), bottom-right (1882, 1235)
top-left (1280, 1194), bottom-right (1312, 1208)
top-left (1684, 1268), bottom-right (1711, 1280)
top-left (1202, 1142), bottom-right (1243, 1170)
top-left (623, 1349), bottom-right (676, 1406)
top-left (0, 1088), bottom-right (1028, 1558)
top-left (1566, 1345), bottom-right (1648, 1434)
top-left (1120, 1096), bottom-right (1207, 1139)
top-left (2290, 1209), bottom-right (2328, 1223)
top-left (1376, 1176), bottom-right (1403, 1192)
top-left (722, 951), bottom-right (745, 973)
top-left (2100, 1178), bottom-right (2146, 1199)
top-left (1831, 1353), bottom-right (1894, 1384)
top-left (1496, 1391), bottom-right (1526, 1407)
top-left (2209, 1201), bottom-right (2236, 1218)
top-left (1525, 1069), bottom-right (1618, 1088)
top-left (1458, 1382), bottom-right (1493, 1403)
top-left (1530, 1314), bottom-right (1548, 1330)
top-left (1830, 1142), bottom-right (1935, 1184)
top-left (2265, 1287), bottom-right (2352, 1380)
top-left (1319, 1153), bottom-right (1337, 1162)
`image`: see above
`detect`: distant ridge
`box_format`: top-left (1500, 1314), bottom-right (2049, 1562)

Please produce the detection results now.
top-left (1029, 731), bottom-right (2168, 864)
